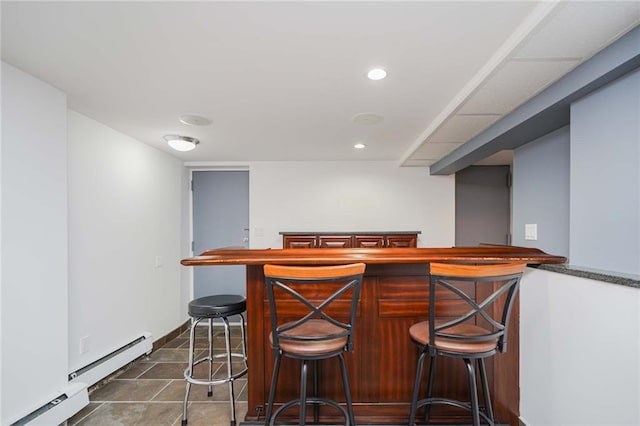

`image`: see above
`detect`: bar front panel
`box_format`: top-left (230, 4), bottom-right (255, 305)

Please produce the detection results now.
top-left (245, 263), bottom-right (515, 424)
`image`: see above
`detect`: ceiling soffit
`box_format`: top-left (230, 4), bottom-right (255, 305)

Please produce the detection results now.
top-left (402, 1), bottom-right (640, 169)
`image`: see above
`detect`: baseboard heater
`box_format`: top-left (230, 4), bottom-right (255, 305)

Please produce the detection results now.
top-left (68, 332), bottom-right (153, 386)
top-left (9, 382), bottom-right (88, 426)
top-left (9, 333), bottom-right (152, 425)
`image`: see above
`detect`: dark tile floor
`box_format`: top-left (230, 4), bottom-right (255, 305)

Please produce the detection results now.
top-left (67, 325), bottom-right (248, 426)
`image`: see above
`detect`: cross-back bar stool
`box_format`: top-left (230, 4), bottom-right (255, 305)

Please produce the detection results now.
top-left (182, 294), bottom-right (248, 426)
top-left (408, 262), bottom-right (526, 426)
top-left (263, 263), bottom-right (366, 426)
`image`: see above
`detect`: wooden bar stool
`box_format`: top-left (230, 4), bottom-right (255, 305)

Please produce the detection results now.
top-left (263, 263), bottom-right (366, 426)
top-left (182, 294), bottom-right (248, 426)
top-left (408, 262), bottom-right (526, 426)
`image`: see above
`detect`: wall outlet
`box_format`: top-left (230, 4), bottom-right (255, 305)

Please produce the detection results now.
top-left (525, 224), bottom-right (538, 241)
top-left (80, 335), bottom-right (90, 355)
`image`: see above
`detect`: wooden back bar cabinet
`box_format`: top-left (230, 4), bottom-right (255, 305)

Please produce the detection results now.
top-left (280, 231), bottom-right (421, 249)
top-left (182, 246), bottom-right (565, 425)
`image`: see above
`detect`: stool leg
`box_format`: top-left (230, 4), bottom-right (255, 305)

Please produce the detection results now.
top-left (240, 312), bottom-right (248, 365)
top-left (266, 351), bottom-right (282, 426)
top-left (464, 358), bottom-right (480, 426)
top-left (223, 317), bottom-right (237, 426)
top-left (182, 318), bottom-right (198, 425)
top-left (312, 360), bottom-right (319, 424)
top-left (477, 358), bottom-right (494, 424)
top-left (409, 350), bottom-right (427, 426)
top-left (338, 353), bottom-right (354, 426)
top-left (208, 318), bottom-right (213, 397)
top-left (423, 354), bottom-right (437, 423)
top-left (300, 360), bottom-right (308, 426)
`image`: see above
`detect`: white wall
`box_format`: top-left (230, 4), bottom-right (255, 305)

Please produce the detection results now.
top-left (67, 110), bottom-right (186, 372)
top-left (247, 161), bottom-right (455, 248)
top-left (520, 268), bottom-right (640, 426)
top-left (1, 63), bottom-right (70, 423)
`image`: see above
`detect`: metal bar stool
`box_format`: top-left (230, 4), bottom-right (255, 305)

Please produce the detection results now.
top-left (182, 294), bottom-right (248, 426)
top-left (263, 263), bottom-right (366, 426)
top-left (408, 262), bottom-right (525, 426)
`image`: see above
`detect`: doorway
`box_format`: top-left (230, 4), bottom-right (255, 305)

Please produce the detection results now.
top-left (192, 170), bottom-right (249, 298)
top-left (455, 165), bottom-right (511, 247)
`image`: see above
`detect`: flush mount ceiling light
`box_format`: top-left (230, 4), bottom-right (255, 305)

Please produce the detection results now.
top-left (179, 114), bottom-right (212, 126)
top-left (354, 143), bottom-right (366, 149)
top-left (367, 68), bottom-right (387, 80)
top-left (163, 135), bottom-right (200, 152)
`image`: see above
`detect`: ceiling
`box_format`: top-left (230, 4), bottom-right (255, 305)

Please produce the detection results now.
top-left (2, 1), bottom-right (639, 170)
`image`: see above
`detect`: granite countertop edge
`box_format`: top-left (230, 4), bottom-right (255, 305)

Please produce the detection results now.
top-left (534, 264), bottom-right (640, 289)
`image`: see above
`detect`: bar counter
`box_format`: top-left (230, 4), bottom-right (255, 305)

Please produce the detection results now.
top-left (182, 246), bottom-right (566, 425)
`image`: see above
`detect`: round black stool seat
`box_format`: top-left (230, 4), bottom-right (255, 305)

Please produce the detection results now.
top-left (188, 294), bottom-right (246, 318)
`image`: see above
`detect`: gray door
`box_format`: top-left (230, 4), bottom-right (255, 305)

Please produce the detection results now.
top-left (192, 170), bottom-right (249, 298)
top-left (455, 165), bottom-right (510, 247)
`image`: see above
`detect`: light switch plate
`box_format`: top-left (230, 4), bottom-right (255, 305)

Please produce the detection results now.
top-left (525, 224), bottom-right (538, 241)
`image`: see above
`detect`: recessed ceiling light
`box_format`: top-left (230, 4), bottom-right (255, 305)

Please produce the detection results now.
top-left (179, 114), bottom-right (212, 126)
top-left (367, 68), bottom-right (387, 80)
top-left (354, 143), bottom-right (366, 149)
top-left (351, 112), bottom-right (383, 125)
top-left (163, 135), bottom-right (200, 152)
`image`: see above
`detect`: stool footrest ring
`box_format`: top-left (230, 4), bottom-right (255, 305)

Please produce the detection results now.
top-left (184, 355), bottom-right (248, 386)
top-left (415, 397), bottom-right (494, 426)
top-left (199, 352), bottom-right (247, 362)
top-left (269, 397), bottom-right (350, 426)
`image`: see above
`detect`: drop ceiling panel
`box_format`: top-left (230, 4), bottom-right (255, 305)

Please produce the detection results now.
top-left (513, 1), bottom-right (640, 59)
top-left (428, 115), bottom-right (502, 143)
top-left (459, 59), bottom-right (580, 115)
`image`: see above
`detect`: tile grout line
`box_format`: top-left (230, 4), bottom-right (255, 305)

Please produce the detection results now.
top-left (170, 407), bottom-right (185, 426)
top-left (131, 362), bottom-right (157, 378)
top-left (149, 378), bottom-right (176, 401)
top-left (67, 402), bottom-right (104, 425)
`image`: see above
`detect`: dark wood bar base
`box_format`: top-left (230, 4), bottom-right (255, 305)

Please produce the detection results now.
top-left (182, 247), bottom-right (566, 425)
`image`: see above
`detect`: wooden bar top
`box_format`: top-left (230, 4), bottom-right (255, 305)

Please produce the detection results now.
top-left (181, 245), bottom-right (566, 266)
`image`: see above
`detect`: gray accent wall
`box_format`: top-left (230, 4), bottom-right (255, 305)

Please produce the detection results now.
top-left (569, 68), bottom-right (640, 275)
top-left (512, 68), bottom-right (640, 276)
top-left (512, 126), bottom-right (570, 258)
